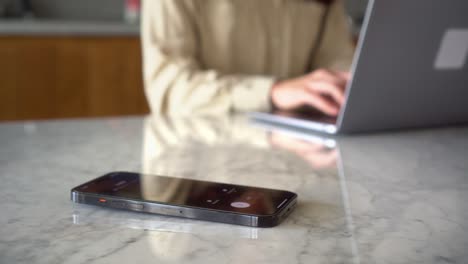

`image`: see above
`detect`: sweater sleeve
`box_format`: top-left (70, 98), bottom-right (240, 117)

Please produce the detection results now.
top-left (142, 0), bottom-right (275, 117)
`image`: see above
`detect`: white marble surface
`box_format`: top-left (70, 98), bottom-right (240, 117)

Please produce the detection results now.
top-left (0, 115), bottom-right (467, 264)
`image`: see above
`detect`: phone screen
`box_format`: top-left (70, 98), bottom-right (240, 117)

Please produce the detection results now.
top-left (76, 172), bottom-right (296, 215)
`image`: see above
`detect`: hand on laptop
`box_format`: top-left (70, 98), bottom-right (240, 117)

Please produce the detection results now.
top-left (270, 69), bottom-right (350, 116)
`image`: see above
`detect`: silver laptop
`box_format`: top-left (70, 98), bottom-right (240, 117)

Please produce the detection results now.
top-left (251, 0), bottom-right (468, 134)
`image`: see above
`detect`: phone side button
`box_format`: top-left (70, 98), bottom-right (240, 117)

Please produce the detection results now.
top-left (110, 201), bottom-right (126, 208)
top-left (128, 203), bottom-right (144, 210)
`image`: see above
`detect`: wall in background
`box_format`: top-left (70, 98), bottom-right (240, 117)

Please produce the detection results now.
top-left (30, 0), bottom-right (125, 21)
top-left (24, 0), bottom-right (368, 22)
top-left (0, 0), bottom-right (125, 20)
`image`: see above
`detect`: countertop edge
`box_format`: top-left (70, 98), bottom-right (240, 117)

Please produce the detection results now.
top-left (0, 19), bottom-right (140, 36)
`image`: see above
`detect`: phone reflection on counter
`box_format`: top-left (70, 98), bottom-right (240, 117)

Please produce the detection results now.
top-left (141, 115), bottom-right (281, 218)
top-left (269, 131), bottom-right (338, 170)
top-left (138, 115), bottom-right (355, 263)
top-left (141, 175), bottom-right (279, 216)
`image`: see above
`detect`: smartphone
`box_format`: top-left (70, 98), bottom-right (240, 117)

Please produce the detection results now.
top-left (71, 171), bottom-right (297, 227)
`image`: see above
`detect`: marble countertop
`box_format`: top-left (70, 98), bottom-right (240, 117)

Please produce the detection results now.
top-left (0, 19), bottom-right (139, 36)
top-left (1, 115), bottom-right (467, 264)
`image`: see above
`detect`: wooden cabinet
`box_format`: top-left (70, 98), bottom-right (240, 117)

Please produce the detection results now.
top-left (0, 36), bottom-right (149, 121)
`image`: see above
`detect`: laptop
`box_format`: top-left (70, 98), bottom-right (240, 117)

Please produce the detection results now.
top-left (251, 0), bottom-right (468, 134)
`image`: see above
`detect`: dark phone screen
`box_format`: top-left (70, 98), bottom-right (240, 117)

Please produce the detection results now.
top-left (77, 172), bottom-right (296, 215)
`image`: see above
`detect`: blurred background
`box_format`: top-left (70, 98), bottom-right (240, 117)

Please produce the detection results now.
top-left (0, 0), bottom-right (368, 121)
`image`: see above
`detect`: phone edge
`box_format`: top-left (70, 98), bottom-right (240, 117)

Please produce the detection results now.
top-left (71, 190), bottom-right (297, 228)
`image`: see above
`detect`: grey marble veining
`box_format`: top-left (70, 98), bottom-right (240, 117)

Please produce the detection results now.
top-left (0, 115), bottom-right (467, 264)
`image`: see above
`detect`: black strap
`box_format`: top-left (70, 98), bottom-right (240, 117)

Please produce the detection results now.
top-left (306, 1), bottom-right (333, 72)
top-left (315, 0), bottom-right (334, 5)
